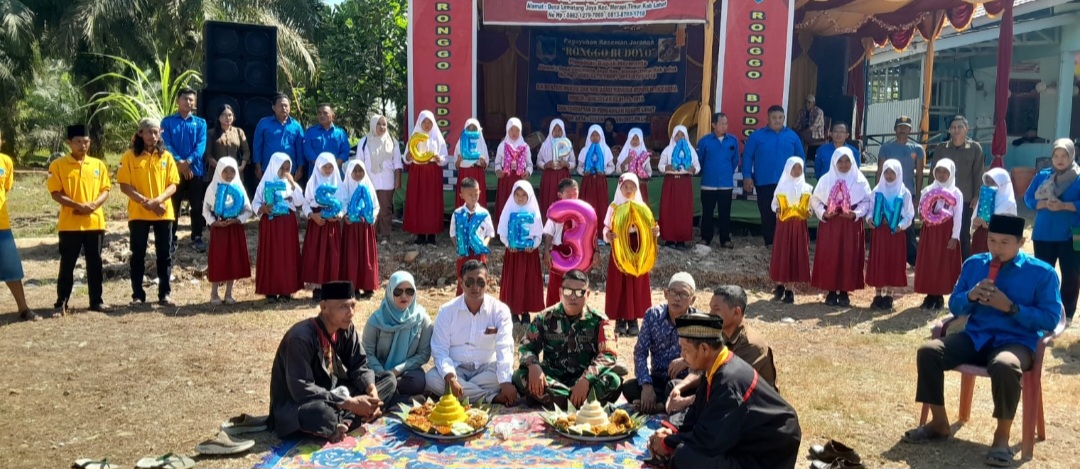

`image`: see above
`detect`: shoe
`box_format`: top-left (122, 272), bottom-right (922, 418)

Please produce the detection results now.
top-left (627, 321), bottom-right (640, 336)
top-left (721, 241), bottom-right (735, 249)
top-left (615, 320), bottom-right (628, 336)
top-left (810, 458), bottom-right (865, 469)
top-left (933, 296), bottom-right (945, 311)
top-left (837, 292), bottom-right (851, 307)
top-left (809, 439), bottom-right (862, 464)
top-left (158, 297), bottom-right (176, 307)
top-left (89, 303), bottom-right (112, 313)
top-left (871, 295), bottom-right (883, 309)
top-left (266, 295), bottom-right (279, 304)
top-left (19, 310), bottom-right (41, 322)
top-left (518, 313), bottom-right (530, 324)
top-left (698, 239), bottom-right (712, 246)
top-left (772, 285), bottom-right (785, 302)
top-left (192, 237), bottom-right (208, 253)
top-left (224, 297), bottom-right (237, 305)
top-left (825, 292), bottom-right (838, 306)
top-left (920, 295), bottom-right (932, 310)
top-left (210, 297), bottom-right (223, 305)
top-left (129, 298), bottom-right (148, 309)
top-left (279, 295), bottom-right (292, 303)
top-left (312, 288), bottom-right (322, 302)
top-left (413, 236), bottom-right (424, 245)
top-left (884, 295), bottom-right (895, 310)
top-left (783, 290), bottom-right (795, 304)
top-left (360, 290), bottom-right (374, 299)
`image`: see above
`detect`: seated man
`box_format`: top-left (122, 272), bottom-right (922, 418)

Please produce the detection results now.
top-left (666, 285), bottom-right (778, 418)
top-left (904, 214), bottom-right (1062, 467)
top-left (514, 269), bottom-right (624, 408)
top-left (268, 281), bottom-right (397, 442)
top-left (649, 314), bottom-right (801, 469)
top-left (425, 260), bottom-right (519, 405)
top-left (623, 272), bottom-right (700, 414)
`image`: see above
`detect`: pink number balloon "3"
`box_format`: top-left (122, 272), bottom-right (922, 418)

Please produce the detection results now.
top-left (546, 199), bottom-right (598, 274)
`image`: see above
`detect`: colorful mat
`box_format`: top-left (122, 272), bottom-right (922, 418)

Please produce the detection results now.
top-left (255, 411), bottom-right (661, 469)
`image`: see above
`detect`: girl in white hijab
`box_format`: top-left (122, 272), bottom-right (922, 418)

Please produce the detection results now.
top-left (453, 118), bottom-right (490, 209)
top-left (497, 180), bottom-right (545, 322)
top-left (299, 152), bottom-right (345, 299)
top-left (658, 126), bottom-right (700, 247)
top-left (769, 157), bottom-right (813, 304)
top-left (971, 168), bottom-right (1016, 254)
top-left (494, 117), bottom-right (532, 222)
top-left (810, 147), bottom-right (872, 307)
top-left (914, 158), bottom-right (964, 311)
top-left (337, 159), bottom-right (382, 297)
top-left (403, 110), bottom-right (447, 244)
top-left (252, 152), bottom-right (304, 301)
top-left (359, 115), bottom-right (402, 237)
top-left (617, 128), bottom-right (653, 203)
top-left (201, 157), bottom-right (252, 304)
top-left (602, 173), bottom-right (658, 336)
top-left (866, 159), bottom-right (915, 310)
top-left (537, 118), bottom-right (575, 214)
top-left (578, 124), bottom-right (616, 236)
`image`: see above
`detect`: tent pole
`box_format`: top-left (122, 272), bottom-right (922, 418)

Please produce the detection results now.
top-left (697, 0), bottom-right (716, 139)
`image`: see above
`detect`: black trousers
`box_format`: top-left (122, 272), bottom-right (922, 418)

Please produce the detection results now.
top-left (296, 371), bottom-right (398, 439)
top-left (959, 204), bottom-right (974, 259)
top-left (56, 230), bottom-right (105, 307)
top-left (916, 332), bottom-right (1031, 420)
top-left (905, 225), bottom-right (918, 267)
top-left (1033, 240), bottom-right (1080, 319)
top-left (621, 375), bottom-right (681, 406)
top-left (130, 220), bottom-right (174, 302)
top-left (755, 184), bottom-right (778, 245)
top-left (171, 175), bottom-right (206, 245)
top-left (700, 189), bottom-right (733, 244)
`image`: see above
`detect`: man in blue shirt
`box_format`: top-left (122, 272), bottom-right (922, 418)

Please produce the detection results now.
top-left (906, 215), bottom-right (1062, 467)
top-left (161, 88), bottom-right (209, 252)
top-left (303, 104), bottom-right (351, 179)
top-left (697, 113), bottom-right (740, 248)
top-left (742, 105), bottom-right (805, 247)
top-left (813, 121), bottom-right (859, 179)
top-left (875, 116), bottom-right (925, 266)
top-left (253, 93), bottom-right (305, 180)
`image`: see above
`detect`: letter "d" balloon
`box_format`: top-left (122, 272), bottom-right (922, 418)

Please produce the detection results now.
top-left (214, 184), bottom-right (245, 219)
top-left (546, 199), bottom-right (598, 274)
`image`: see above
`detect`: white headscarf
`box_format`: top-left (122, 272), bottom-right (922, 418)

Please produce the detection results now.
top-left (497, 179), bottom-right (543, 248)
top-left (366, 115), bottom-right (395, 174)
top-left (874, 159), bottom-right (906, 200)
top-left (578, 124), bottom-right (613, 174)
top-left (500, 118), bottom-right (525, 148)
top-left (337, 159), bottom-right (381, 220)
top-left (304, 152), bottom-right (343, 216)
top-left (612, 172), bottom-right (646, 206)
top-left (455, 118), bottom-right (489, 165)
top-left (926, 158), bottom-right (957, 193)
top-left (981, 167), bottom-right (1017, 216)
top-left (413, 110), bottom-right (446, 151)
top-left (254, 152), bottom-right (301, 211)
top-left (202, 157), bottom-right (252, 223)
top-left (539, 119), bottom-right (570, 161)
top-left (617, 128), bottom-right (648, 166)
top-left (773, 157), bottom-right (813, 209)
top-left (813, 147), bottom-right (870, 205)
top-left (660, 125), bottom-right (699, 173)
top-left (260, 152), bottom-right (295, 188)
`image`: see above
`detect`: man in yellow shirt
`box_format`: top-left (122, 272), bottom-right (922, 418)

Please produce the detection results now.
top-left (47, 125), bottom-right (112, 316)
top-left (117, 118), bottom-right (180, 306)
top-left (0, 130), bottom-right (38, 321)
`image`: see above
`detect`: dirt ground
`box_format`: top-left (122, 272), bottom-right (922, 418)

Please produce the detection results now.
top-left (1, 209), bottom-right (1079, 469)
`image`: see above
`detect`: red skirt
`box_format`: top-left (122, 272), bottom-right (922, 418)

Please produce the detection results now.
top-left (256, 213), bottom-right (303, 296)
top-left (660, 175), bottom-right (692, 242)
top-left (301, 218), bottom-right (343, 285)
top-left (605, 233), bottom-right (652, 320)
top-left (340, 222), bottom-right (380, 292)
top-left (456, 166), bottom-right (488, 210)
top-left (500, 249), bottom-right (545, 314)
top-left (403, 163), bottom-right (444, 235)
top-left (972, 226), bottom-right (988, 255)
top-left (495, 173), bottom-right (528, 222)
top-left (769, 218), bottom-right (810, 284)
top-left (546, 267), bottom-right (565, 307)
top-left (456, 254), bottom-right (488, 295)
top-left (539, 168), bottom-right (571, 216)
top-left (639, 181), bottom-right (651, 206)
top-left (811, 216), bottom-right (865, 292)
top-left (208, 223), bottom-right (251, 283)
top-left (914, 219), bottom-right (962, 295)
top-left (866, 225), bottom-right (908, 288)
top-left (580, 174), bottom-right (611, 225)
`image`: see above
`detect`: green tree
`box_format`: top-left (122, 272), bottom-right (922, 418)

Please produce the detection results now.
top-left (0, 0), bottom-right (37, 155)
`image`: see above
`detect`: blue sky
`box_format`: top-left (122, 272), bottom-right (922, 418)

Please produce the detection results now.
top-left (322, 0), bottom-right (345, 5)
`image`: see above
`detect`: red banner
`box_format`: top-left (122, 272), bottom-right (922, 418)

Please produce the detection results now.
top-left (408, 0), bottom-right (476, 149)
top-left (716, 0), bottom-right (794, 140)
top-left (484, 0), bottom-right (708, 26)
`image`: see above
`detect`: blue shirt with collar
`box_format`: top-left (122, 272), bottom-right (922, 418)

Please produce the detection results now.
top-left (949, 252), bottom-right (1062, 352)
top-left (742, 126), bottom-right (805, 186)
top-left (814, 142), bottom-right (860, 179)
top-left (160, 112), bottom-right (208, 177)
top-left (303, 124), bottom-right (351, 168)
top-left (697, 132), bottom-right (740, 189)
top-left (633, 304), bottom-right (699, 386)
top-left (1023, 168), bottom-right (1080, 242)
top-left (253, 115), bottom-right (305, 173)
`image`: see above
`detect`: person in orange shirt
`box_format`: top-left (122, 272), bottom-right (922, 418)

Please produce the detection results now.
top-left (47, 125), bottom-right (112, 316)
top-left (0, 130), bottom-right (37, 321)
top-left (117, 118), bottom-right (181, 307)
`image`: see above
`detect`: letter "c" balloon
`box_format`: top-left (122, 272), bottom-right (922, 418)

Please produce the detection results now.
top-left (920, 188), bottom-right (958, 226)
top-left (612, 201), bottom-right (657, 277)
top-left (546, 199), bottom-right (598, 274)
top-left (408, 132), bottom-right (435, 163)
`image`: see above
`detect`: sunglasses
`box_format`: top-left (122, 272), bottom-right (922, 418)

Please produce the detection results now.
top-left (393, 288), bottom-right (416, 297)
top-left (463, 278), bottom-right (487, 288)
top-left (561, 288), bottom-right (587, 298)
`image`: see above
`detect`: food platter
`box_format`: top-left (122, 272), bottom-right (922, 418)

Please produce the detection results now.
top-left (392, 394), bottom-right (492, 441)
top-left (538, 400), bottom-right (647, 443)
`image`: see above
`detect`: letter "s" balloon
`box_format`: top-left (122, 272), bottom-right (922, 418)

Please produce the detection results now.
top-left (315, 184), bottom-right (341, 218)
top-left (264, 180), bottom-right (292, 218)
top-left (546, 199), bottom-right (598, 274)
top-left (214, 184), bottom-right (245, 219)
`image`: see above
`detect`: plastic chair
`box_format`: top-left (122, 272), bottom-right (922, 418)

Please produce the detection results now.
top-left (919, 308), bottom-right (1067, 458)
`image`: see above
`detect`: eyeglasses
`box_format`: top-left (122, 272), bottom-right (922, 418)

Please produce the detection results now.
top-left (393, 288), bottom-right (416, 298)
top-left (463, 278), bottom-right (487, 288)
top-left (668, 291), bottom-right (692, 301)
top-left (561, 288), bottom-right (587, 298)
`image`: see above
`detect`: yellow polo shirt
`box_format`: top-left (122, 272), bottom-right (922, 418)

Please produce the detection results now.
top-left (0, 153), bottom-right (13, 231)
top-left (46, 154), bottom-right (112, 232)
top-left (116, 149), bottom-right (181, 221)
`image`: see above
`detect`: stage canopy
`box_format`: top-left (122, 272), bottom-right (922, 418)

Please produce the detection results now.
top-left (795, 0), bottom-right (1012, 49)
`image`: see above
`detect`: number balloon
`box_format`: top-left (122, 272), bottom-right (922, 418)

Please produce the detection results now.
top-left (612, 201), bottom-right (657, 277)
top-left (776, 194), bottom-right (811, 222)
top-left (872, 193), bottom-right (904, 233)
top-left (976, 185), bottom-right (997, 223)
top-left (507, 211), bottom-right (536, 250)
top-left (919, 188), bottom-right (958, 225)
top-left (315, 184), bottom-right (341, 218)
top-left (827, 180), bottom-right (852, 214)
top-left (408, 132), bottom-right (435, 163)
top-left (461, 130), bottom-right (482, 161)
top-left (454, 210), bottom-right (491, 257)
top-left (264, 180), bottom-right (292, 218)
top-left (546, 199), bottom-right (598, 274)
top-left (214, 183), bottom-right (245, 219)
top-left (347, 185), bottom-right (375, 223)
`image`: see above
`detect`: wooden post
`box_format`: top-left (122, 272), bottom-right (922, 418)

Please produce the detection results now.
top-left (696, 0), bottom-right (717, 139)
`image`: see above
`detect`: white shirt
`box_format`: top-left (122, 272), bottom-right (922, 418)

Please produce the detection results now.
top-left (430, 294), bottom-right (515, 383)
top-left (658, 143), bottom-right (701, 175)
top-left (542, 219), bottom-right (565, 245)
top-left (449, 205), bottom-right (496, 241)
top-left (493, 142), bottom-right (533, 176)
top-left (357, 138), bottom-right (404, 191)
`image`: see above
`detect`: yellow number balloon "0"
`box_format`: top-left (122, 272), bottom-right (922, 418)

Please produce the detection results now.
top-left (612, 201), bottom-right (657, 277)
top-left (408, 132), bottom-right (435, 163)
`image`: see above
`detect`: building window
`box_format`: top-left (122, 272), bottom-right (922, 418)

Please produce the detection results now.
top-left (1006, 79), bottom-right (1040, 134)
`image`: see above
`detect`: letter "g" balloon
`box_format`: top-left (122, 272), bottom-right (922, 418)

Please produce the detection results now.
top-left (546, 199), bottom-right (598, 274)
top-left (408, 132), bottom-right (435, 163)
top-left (612, 201), bottom-right (657, 277)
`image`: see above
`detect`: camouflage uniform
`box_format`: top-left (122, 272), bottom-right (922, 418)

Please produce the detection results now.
top-left (513, 304), bottom-right (624, 406)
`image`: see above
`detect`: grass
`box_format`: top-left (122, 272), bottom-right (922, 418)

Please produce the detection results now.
top-left (8, 153), bottom-right (129, 238)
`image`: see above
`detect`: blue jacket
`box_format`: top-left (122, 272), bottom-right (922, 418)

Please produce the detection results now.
top-left (303, 124), bottom-right (351, 168)
top-left (814, 142), bottom-right (859, 179)
top-left (697, 133), bottom-right (740, 188)
top-left (1023, 168), bottom-right (1080, 242)
top-left (742, 127), bottom-right (805, 186)
top-left (161, 113), bottom-right (208, 177)
top-left (253, 116), bottom-right (305, 173)
top-left (950, 253), bottom-right (1062, 352)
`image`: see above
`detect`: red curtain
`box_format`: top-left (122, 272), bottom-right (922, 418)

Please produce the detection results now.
top-left (983, 0), bottom-right (1006, 17)
top-left (990, 1), bottom-right (1013, 167)
top-left (945, 4), bottom-right (975, 30)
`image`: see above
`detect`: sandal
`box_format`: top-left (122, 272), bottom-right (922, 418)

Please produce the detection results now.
top-left (72, 459), bottom-right (120, 469)
top-left (901, 426), bottom-right (950, 444)
top-left (985, 447), bottom-right (1014, 467)
top-left (194, 430), bottom-right (254, 455)
top-left (135, 453), bottom-right (197, 469)
top-left (221, 413), bottom-right (268, 435)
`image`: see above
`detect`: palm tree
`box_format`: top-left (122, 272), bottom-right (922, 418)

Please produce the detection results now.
top-left (0, 0), bottom-right (37, 154)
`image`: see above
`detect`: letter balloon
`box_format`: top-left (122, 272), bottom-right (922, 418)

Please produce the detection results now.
top-left (347, 185), bottom-right (375, 223)
top-left (776, 194), bottom-right (811, 222)
top-left (584, 144), bottom-right (604, 174)
top-left (976, 185), bottom-right (997, 223)
top-left (872, 193), bottom-right (904, 233)
top-left (214, 183), bottom-right (245, 219)
top-left (315, 184), bottom-right (341, 218)
top-left (919, 188), bottom-right (958, 225)
top-left (546, 199), bottom-right (598, 274)
top-left (454, 210), bottom-right (491, 257)
top-left (507, 211), bottom-right (536, 250)
top-left (671, 139), bottom-right (692, 172)
top-left (461, 130), bottom-right (482, 161)
top-left (554, 138), bottom-right (573, 162)
top-left (264, 180), bottom-right (292, 218)
top-left (408, 132), bottom-right (435, 163)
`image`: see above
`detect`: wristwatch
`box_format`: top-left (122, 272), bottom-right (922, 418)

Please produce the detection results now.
top-left (1006, 302), bottom-right (1020, 316)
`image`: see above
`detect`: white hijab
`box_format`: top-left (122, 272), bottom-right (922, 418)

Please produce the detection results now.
top-left (259, 152), bottom-right (296, 189)
top-left (925, 158), bottom-right (957, 194)
top-left (612, 172), bottom-right (646, 207)
top-left (813, 147), bottom-right (870, 205)
top-left (366, 115), bottom-right (395, 173)
top-left (413, 110), bottom-right (445, 150)
top-left (202, 157), bottom-right (252, 222)
top-left (578, 124), bottom-right (613, 173)
top-left (540, 119), bottom-right (570, 161)
top-left (874, 159), bottom-right (906, 200)
top-left (617, 128), bottom-right (648, 166)
top-left (304, 152), bottom-right (343, 215)
top-left (500, 117), bottom-right (526, 148)
top-left (337, 159), bottom-right (380, 219)
top-left (982, 167), bottom-right (1017, 215)
top-left (456, 118), bottom-right (489, 163)
top-left (774, 157), bottom-right (813, 206)
top-left (254, 152), bottom-right (301, 211)
top-left (497, 179), bottom-right (543, 248)
top-left (661, 125), bottom-right (698, 171)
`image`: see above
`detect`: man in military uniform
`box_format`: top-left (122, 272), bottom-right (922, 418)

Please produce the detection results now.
top-left (513, 269), bottom-right (624, 408)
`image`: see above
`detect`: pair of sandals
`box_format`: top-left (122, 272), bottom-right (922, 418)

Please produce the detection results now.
top-left (903, 426), bottom-right (1015, 467)
top-left (193, 414), bottom-right (267, 455)
top-left (73, 453), bottom-right (195, 469)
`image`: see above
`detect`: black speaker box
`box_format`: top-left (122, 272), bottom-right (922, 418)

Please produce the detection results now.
top-left (204, 21), bottom-right (278, 94)
top-left (816, 94), bottom-right (856, 131)
top-left (199, 91), bottom-right (275, 135)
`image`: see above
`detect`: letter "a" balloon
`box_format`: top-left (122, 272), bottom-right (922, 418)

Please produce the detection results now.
top-left (348, 185), bottom-right (375, 223)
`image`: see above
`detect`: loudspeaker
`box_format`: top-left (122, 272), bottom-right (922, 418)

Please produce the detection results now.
top-left (204, 21), bottom-right (278, 94)
top-left (816, 94), bottom-right (856, 131)
top-left (199, 91), bottom-right (275, 132)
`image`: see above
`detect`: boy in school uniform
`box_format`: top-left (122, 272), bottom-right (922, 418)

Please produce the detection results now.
top-left (450, 177), bottom-right (495, 295)
top-left (541, 178), bottom-right (599, 307)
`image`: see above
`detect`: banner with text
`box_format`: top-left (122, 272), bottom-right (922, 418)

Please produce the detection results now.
top-left (716, 0), bottom-right (794, 140)
top-left (408, 0), bottom-right (476, 150)
top-left (527, 32), bottom-right (686, 138)
top-left (485, 0), bottom-right (707, 25)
